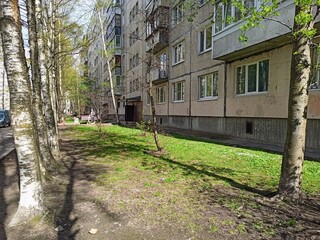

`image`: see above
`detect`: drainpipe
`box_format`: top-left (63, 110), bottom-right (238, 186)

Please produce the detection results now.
top-left (223, 62), bottom-right (227, 118)
top-left (223, 61), bottom-right (227, 134)
top-left (189, 25), bottom-right (192, 130)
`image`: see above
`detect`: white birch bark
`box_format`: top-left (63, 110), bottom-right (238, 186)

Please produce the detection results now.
top-left (97, 8), bottom-right (119, 124)
top-left (28, 0), bottom-right (56, 170)
top-left (38, 0), bottom-right (60, 158)
top-left (0, 0), bottom-right (45, 226)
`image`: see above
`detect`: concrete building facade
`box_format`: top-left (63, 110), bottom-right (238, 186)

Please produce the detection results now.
top-left (87, 0), bottom-right (320, 151)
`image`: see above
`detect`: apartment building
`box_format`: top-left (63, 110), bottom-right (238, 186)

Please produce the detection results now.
top-left (119, 0), bottom-right (146, 122)
top-left (141, 0), bottom-right (320, 150)
top-left (86, 1), bottom-right (122, 119)
top-left (87, 0), bottom-right (320, 150)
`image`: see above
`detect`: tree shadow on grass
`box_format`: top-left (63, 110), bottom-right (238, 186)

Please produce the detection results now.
top-left (51, 138), bottom-right (124, 239)
top-left (55, 155), bottom-right (79, 240)
top-left (207, 186), bottom-right (320, 238)
top-left (147, 154), bottom-right (277, 197)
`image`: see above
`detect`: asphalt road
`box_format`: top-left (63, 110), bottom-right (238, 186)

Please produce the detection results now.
top-left (0, 127), bottom-right (14, 160)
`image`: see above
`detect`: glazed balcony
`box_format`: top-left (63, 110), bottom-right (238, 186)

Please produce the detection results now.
top-left (212, 1), bottom-right (295, 61)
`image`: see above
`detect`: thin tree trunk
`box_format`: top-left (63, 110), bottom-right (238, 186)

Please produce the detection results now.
top-left (97, 10), bottom-right (119, 124)
top-left (28, 0), bottom-right (56, 171)
top-left (40, 0), bottom-right (60, 158)
top-left (147, 9), bottom-right (162, 152)
top-left (278, 5), bottom-right (314, 199)
top-left (0, 0), bottom-right (45, 226)
top-left (148, 76), bottom-right (162, 152)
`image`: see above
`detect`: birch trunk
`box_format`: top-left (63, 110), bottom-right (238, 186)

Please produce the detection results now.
top-left (278, 5), bottom-right (314, 199)
top-left (97, 10), bottom-right (119, 124)
top-left (39, 0), bottom-right (60, 158)
top-left (0, 0), bottom-right (45, 225)
top-left (27, 0), bottom-right (56, 170)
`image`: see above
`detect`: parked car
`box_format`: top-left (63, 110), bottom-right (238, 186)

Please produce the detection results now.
top-left (0, 110), bottom-right (11, 127)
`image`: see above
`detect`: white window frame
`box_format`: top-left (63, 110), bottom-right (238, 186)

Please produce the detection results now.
top-left (199, 72), bottom-right (218, 100)
top-left (173, 42), bottom-right (185, 65)
top-left (214, 0), bottom-right (259, 34)
top-left (236, 59), bottom-right (269, 95)
top-left (157, 86), bottom-right (166, 103)
top-left (311, 52), bottom-right (320, 90)
top-left (199, 26), bottom-right (212, 53)
top-left (173, 81), bottom-right (185, 102)
top-left (171, 2), bottom-right (184, 27)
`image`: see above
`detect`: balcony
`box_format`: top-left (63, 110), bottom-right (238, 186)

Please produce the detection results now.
top-left (146, 29), bottom-right (169, 53)
top-left (212, 1), bottom-right (295, 61)
top-left (145, 5), bottom-right (169, 54)
top-left (149, 68), bottom-right (168, 84)
top-left (114, 85), bottom-right (122, 95)
top-left (145, 0), bottom-right (170, 12)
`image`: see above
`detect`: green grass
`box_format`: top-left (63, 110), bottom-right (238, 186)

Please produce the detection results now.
top-left (61, 125), bottom-right (320, 195)
top-left (64, 115), bottom-right (74, 123)
top-left (59, 125), bottom-right (320, 238)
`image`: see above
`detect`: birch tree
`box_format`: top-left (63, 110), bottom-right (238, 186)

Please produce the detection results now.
top-left (0, 0), bottom-right (45, 225)
top-left (200, 0), bottom-right (320, 199)
top-left (27, 0), bottom-right (56, 169)
top-left (95, 0), bottom-right (120, 124)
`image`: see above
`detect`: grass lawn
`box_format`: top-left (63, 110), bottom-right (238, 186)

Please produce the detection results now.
top-left (58, 125), bottom-right (320, 239)
top-left (64, 115), bottom-right (75, 123)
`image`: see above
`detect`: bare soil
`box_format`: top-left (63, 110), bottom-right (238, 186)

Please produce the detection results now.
top-left (1, 134), bottom-right (320, 240)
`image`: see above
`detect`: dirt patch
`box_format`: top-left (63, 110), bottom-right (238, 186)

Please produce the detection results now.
top-left (1, 136), bottom-right (320, 239)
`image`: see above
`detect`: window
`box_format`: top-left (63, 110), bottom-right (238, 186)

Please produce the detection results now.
top-left (173, 81), bottom-right (185, 102)
top-left (236, 59), bottom-right (269, 95)
top-left (311, 52), bottom-right (320, 90)
top-left (115, 14), bottom-right (121, 26)
top-left (134, 53), bottom-right (139, 67)
top-left (129, 81), bottom-right (133, 93)
top-left (199, 72), bottom-right (218, 99)
top-left (157, 86), bottom-right (166, 103)
top-left (129, 2), bottom-right (139, 22)
top-left (116, 76), bottom-right (121, 87)
top-left (115, 35), bottom-right (121, 47)
top-left (173, 42), bottom-right (185, 65)
top-left (214, 0), bottom-right (256, 33)
top-left (199, 26), bottom-right (212, 53)
top-left (129, 28), bottom-right (139, 45)
top-left (172, 2), bottom-right (184, 27)
top-left (160, 53), bottom-right (167, 72)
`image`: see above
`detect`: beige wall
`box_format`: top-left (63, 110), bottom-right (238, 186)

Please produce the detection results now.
top-left (308, 91), bottom-right (320, 119)
top-left (226, 45), bottom-right (291, 118)
top-left (226, 44), bottom-right (320, 119)
top-left (154, 82), bottom-right (168, 116)
top-left (190, 64), bottom-right (225, 117)
top-left (168, 77), bottom-right (189, 116)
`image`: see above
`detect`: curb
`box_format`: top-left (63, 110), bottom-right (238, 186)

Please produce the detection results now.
top-left (0, 148), bottom-right (15, 161)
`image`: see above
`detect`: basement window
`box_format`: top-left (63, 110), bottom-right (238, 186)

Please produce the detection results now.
top-left (246, 121), bottom-right (253, 134)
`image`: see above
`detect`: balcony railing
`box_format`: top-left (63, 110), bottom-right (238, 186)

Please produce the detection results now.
top-left (150, 68), bottom-right (168, 84)
top-left (146, 29), bottom-right (168, 53)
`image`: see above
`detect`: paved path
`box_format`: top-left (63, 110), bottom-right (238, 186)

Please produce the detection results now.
top-left (0, 127), bottom-right (14, 160)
